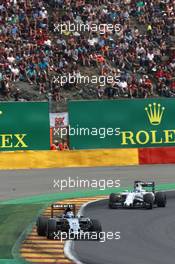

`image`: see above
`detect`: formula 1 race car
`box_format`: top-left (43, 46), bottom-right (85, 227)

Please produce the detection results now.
top-left (36, 204), bottom-right (102, 240)
top-left (109, 181), bottom-right (167, 209)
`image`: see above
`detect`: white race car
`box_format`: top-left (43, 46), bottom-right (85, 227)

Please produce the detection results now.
top-left (37, 204), bottom-right (102, 239)
top-left (109, 181), bottom-right (167, 209)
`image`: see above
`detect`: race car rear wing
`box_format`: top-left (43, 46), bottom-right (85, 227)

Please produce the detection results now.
top-left (134, 181), bottom-right (155, 192)
top-left (51, 204), bottom-right (76, 218)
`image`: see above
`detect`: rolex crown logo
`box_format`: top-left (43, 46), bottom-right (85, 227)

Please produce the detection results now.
top-left (145, 103), bottom-right (165, 126)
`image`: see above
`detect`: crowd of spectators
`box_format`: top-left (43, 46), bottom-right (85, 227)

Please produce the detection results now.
top-left (0, 0), bottom-right (175, 103)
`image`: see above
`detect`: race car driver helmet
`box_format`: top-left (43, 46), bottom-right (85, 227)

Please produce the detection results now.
top-left (134, 183), bottom-right (142, 192)
top-left (65, 211), bottom-right (74, 218)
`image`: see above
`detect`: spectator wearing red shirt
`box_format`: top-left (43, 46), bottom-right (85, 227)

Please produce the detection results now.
top-left (50, 140), bottom-right (59, 150)
top-left (155, 67), bottom-right (166, 80)
top-left (58, 140), bottom-right (64, 151)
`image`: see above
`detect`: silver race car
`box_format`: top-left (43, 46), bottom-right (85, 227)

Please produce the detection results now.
top-left (36, 204), bottom-right (102, 240)
top-left (109, 181), bottom-right (167, 209)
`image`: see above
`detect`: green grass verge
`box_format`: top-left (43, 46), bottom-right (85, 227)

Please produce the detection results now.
top-left (0, 205), bottom-right (41, 259)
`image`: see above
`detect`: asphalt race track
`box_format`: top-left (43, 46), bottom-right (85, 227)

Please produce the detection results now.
top-left (73, 191), bottom-right (175, 264)
top-left (1, 164), bottom-right (175, 200)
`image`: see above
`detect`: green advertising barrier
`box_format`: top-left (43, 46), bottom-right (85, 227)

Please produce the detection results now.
top-left (68, 99), bottom-right (175, 149)
top-left (0, 102), bottom-right (50, 151)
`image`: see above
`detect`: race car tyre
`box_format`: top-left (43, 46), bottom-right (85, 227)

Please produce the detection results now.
top-left (37, 216), bottom-right (48, 236)
top-left (109, 193), bottom-right (119, 209)
top-left (155, 192), bottom-right (167, 207)
top-left (143, 193), bottom-right (154, 209)
top-left (47, 219), bottom-right (57, 239)
top-left (90, 219), bottom-right (102, 240)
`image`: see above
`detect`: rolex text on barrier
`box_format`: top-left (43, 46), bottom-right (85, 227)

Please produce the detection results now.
top-left (68, 99), bottom-right (175, 149)
top-left (0, 102), bottom-right (50, 151)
